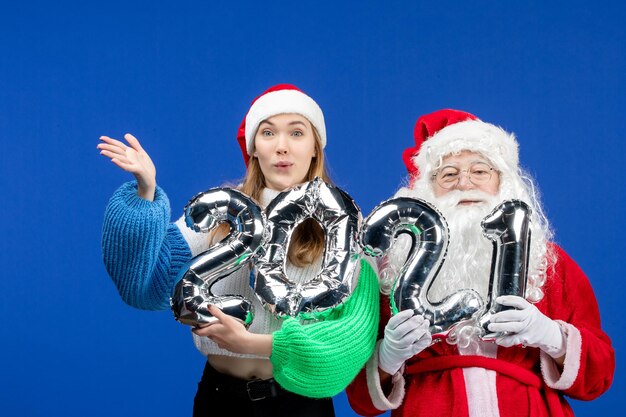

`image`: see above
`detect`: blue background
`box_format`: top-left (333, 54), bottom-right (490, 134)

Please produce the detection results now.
top-left (1, 1), bottom-right (623, 415)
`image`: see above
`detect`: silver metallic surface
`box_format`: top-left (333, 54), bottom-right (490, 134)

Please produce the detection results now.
top-left (360, 197), bottom-right (483, 335)
top-left (254, 178), bottom-right (361, 317)
top-left (478, 199), bottom-right (532, 339)
top-left (170, 188), bottom-right (266, 327)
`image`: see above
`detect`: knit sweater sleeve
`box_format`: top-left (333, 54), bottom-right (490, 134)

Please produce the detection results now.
top-left (101, 181), bottom-right (193, 310)
top-left (270, 259), bottom-right (380, 398)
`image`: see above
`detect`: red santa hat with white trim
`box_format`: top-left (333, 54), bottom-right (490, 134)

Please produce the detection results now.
top-left (237, 84), bottom-right (326, 166)
top-left (402, 109), bottom-right (521, 187)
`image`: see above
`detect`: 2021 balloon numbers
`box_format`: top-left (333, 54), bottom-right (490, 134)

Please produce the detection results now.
top-left (171, 178), bottom-right (531, 338)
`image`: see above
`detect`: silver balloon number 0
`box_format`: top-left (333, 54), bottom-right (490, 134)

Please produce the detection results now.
top-left (170, 188), bottom-right (266, 327)
top-left (360, 197), bottom-right (483, 335)
top-left (254, 178), bottom-right (361, 317)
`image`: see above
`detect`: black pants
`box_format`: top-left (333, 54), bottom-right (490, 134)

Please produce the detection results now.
top-left (193, 361), bottom-right (336, 417)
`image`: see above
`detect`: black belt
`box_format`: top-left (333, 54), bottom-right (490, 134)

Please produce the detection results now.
top-left (202, 361), bottom-right (286, 401)
top-left (245, 378), bottom-right (283, 401)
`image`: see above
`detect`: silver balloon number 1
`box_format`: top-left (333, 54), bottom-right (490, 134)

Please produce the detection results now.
top-left (478, 200), bottom-right (532, 338)
top-left (360, 197), bottom-right (483, 336)
top-left (170, 188), bottom-right (266, 327)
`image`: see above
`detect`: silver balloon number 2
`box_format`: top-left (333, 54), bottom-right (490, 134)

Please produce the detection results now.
top-left (478, 200), bottom-right (532, 338)
top-left (254, 178), bottom-right (361, 317)
top-left (170, 188), bottom-right (266, 327)
top-left (360, 197), bottom-right (483, 335)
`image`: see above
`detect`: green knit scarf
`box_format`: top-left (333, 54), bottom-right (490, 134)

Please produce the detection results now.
top-left (270, 259), bottom-right (380, 398)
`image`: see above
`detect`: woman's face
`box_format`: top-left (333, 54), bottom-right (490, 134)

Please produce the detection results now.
top-left (253, 113), bottom-right (317, 191)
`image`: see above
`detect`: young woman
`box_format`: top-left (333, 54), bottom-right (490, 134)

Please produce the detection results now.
top-left (98, 84), bottom-right (379, 416)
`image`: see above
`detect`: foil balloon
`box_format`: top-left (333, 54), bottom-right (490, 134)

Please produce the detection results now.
top-left (360, 197), bottom-right (483, 335)
top-left (254, 177), bottom-right (361, 317)
top-left (478, 199), bottom-right (532, 339)
top-left (170, 188), bottom-right (266, 327)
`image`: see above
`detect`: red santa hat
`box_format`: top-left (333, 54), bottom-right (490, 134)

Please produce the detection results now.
top-left (237, 84), bottom-right (326, 166)
top-left (402, 109), bottom-right (520, 186)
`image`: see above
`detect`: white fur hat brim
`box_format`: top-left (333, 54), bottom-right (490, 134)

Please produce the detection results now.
top-left (412, 119), bottom-right (520, 177)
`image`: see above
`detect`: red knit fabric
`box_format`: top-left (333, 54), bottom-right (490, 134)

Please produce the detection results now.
top-left (236, 84), bottom-right (302, 167)
top-left (402, 109), bottom-right (477, 185)
top-left (405, 355), bottom-right (542, 387)
top-left (346, 244), bottom-right (614, 417)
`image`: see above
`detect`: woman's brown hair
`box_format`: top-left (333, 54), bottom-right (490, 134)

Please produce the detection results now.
top-left (213, 126), bottom-right (331, 267)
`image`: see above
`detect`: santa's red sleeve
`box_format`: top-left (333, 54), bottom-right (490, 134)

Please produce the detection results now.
top-left (347, 294), bottom-right (407, 416)
top-left (538, 245), bottom-right (614, 400)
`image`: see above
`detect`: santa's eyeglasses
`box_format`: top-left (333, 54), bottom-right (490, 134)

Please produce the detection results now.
top-left (432, 162), bottom-right (496, 189)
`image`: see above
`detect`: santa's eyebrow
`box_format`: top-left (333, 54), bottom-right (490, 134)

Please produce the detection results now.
top-left (440, 160), bottom-right (491, 169)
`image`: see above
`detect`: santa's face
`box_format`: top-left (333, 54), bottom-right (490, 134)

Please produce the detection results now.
top-left (423, 151), bottom-right (502, 303)
top-left (432, 151), bottom-right (500, 199)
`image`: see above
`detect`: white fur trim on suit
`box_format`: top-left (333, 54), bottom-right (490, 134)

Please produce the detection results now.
top-left (412, 119), bottom-right (519, 177)
top-left (366, 340), bottom-right (406, 411)
top-left (244, 89), bottom-right (326, 154)
top-left (540, 320), bottom-right (582, 390)
top-left (459, 342), bottom-right (501, 417)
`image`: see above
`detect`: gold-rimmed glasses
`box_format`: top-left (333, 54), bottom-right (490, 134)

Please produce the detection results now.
top-left (432, 162), bottom-right (496, 189)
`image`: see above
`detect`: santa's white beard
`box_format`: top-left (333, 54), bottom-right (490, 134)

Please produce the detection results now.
top-left (386, 190), bottom-right (498, 302)
top-left (426, 190), bottom-right (498, 303)
top-left (387, 172), bottom-right (553, 347)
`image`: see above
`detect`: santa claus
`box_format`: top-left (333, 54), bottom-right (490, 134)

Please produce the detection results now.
top-left (346, 109), bottom-right (614, 417)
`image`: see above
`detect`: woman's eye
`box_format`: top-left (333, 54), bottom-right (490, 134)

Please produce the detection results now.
top-left (262, 130), bottom-right (273, 137)
top-left (292, 130), bottom-right (303, 137)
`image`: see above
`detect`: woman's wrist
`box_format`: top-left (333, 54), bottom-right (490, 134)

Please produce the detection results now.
top-left (245, 333), bottom-right (273, 357)
top-left (136, 178), bottom-right (156, 201)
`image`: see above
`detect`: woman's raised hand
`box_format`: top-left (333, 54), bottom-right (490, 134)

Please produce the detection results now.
top-left (98, 133), bottom-right (157, 201)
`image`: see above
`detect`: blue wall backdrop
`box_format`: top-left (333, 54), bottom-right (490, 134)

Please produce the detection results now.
top-left (1, 1), bottom-right (624, 415)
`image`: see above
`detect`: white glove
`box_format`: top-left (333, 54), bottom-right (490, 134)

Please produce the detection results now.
top-left (488, 295), bottom-right (566, 359)
top-left (379, 309), bottom-right (432, 375)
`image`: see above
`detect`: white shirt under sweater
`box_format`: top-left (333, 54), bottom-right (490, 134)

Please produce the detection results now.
top-left (175, 188), bottom-right (324, 360)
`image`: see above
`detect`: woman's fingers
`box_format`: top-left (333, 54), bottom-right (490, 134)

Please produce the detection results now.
top-left (192, 323), bottom-right (219, 337)
top-left (98, 143), bottom-right (127, 157)
top-left (124, 133), bottom-right (144, 152)
top-left (100, 149), bottom-right (131, 165)
top-left (100, 148), bottom-right (139, 173)
top-left (208, 305), bottom-right (239, 327)
top-left (99, 135), bottom-right (129, 150)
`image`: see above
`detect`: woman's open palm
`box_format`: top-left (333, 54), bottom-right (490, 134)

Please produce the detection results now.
top-left (98, 133), bottom-right (157, 200)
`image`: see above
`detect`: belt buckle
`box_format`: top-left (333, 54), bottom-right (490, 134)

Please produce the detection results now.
top-left (246, 380), bottom-right (267, 401)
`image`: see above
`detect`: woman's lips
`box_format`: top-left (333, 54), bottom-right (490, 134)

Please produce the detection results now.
top-left (274, 161), bottom-right (293, 170)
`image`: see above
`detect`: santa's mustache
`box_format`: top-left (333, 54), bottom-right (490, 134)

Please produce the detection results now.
top-left (435, 190), bottom-right (498, 210)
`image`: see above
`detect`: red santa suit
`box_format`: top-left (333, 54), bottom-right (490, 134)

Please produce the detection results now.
top-left (346, 244), bottom-right (614, 417)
